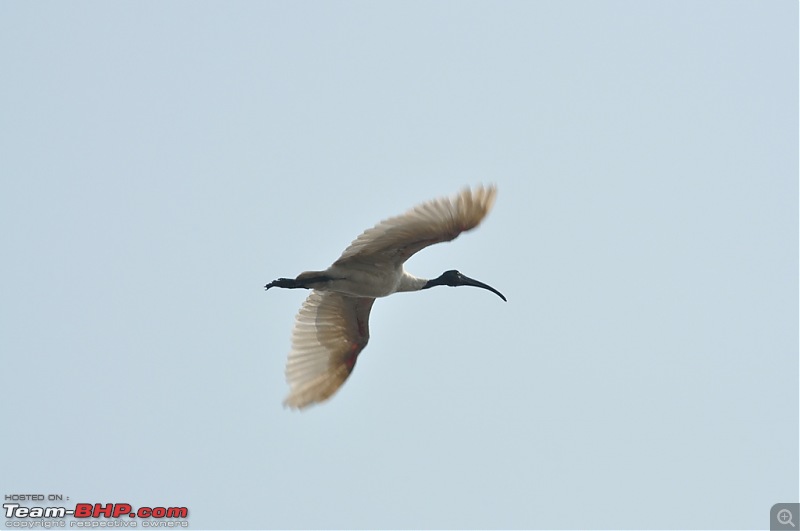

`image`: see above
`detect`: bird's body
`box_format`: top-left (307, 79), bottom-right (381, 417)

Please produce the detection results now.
top-left (289, 263), bottom-right (427, 298)
top-left (265, 185), bottom-right (505, 409)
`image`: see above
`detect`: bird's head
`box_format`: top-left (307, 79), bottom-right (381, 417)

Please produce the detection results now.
top-left (424, 270), bottom-right (507, 302)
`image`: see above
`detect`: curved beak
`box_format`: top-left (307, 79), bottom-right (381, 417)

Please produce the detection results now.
top-left (458, 274), bottom-right (507, 302)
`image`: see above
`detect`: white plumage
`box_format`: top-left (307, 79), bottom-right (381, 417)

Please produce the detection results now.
top-left (265, 185), bottom-right (505, 409)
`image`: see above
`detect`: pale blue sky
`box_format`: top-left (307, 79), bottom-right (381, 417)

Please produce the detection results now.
top-left (1, 2), bottom-right (797, 529)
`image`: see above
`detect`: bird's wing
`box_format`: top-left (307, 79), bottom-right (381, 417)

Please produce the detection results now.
top-left (283, 290), bottom-right (376, 409)
top-left (333, 185), bottom-right (497, 266)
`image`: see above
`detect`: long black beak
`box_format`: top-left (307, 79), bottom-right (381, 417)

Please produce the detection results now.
top-left (423, 270), bottom-right (507, 301)
top-left (457, 274), bottom-right (507, 302)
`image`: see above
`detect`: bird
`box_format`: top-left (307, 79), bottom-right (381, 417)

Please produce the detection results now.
top-left (265, 184), bottom-right (506, 409)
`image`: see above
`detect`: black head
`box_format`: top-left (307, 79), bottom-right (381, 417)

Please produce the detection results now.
top-left (424, 270), bottom-right (507, 302)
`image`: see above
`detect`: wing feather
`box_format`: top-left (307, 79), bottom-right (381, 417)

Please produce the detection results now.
top-left (283, 291), bottom-right (375, 409)
top-left (333, 185), bottom-right (497, 266)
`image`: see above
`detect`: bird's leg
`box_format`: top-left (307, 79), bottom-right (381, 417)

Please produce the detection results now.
top-left (264, 273), bottom-right (335, 291)
top-left (264, 278), bottom-right (305, 290)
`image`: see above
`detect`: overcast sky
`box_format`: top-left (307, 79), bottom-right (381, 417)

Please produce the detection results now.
top-left (1, 2), bottom-right (797, 529)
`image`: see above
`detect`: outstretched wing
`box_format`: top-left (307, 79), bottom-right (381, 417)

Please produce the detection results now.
top-left (283, 290), bottom-right (376, 409)
top-left (334, 185), bottom-right (497, 266)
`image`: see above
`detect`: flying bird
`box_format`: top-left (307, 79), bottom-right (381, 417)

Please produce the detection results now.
top-left (265, 185), bottom-right (505, 409)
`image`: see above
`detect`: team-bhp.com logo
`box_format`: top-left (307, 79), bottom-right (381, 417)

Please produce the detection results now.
top-left (4, 502), bottom-right (189, 527)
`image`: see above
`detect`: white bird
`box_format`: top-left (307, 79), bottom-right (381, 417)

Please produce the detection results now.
top-left (265, 185), bottom-right (506, 409)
